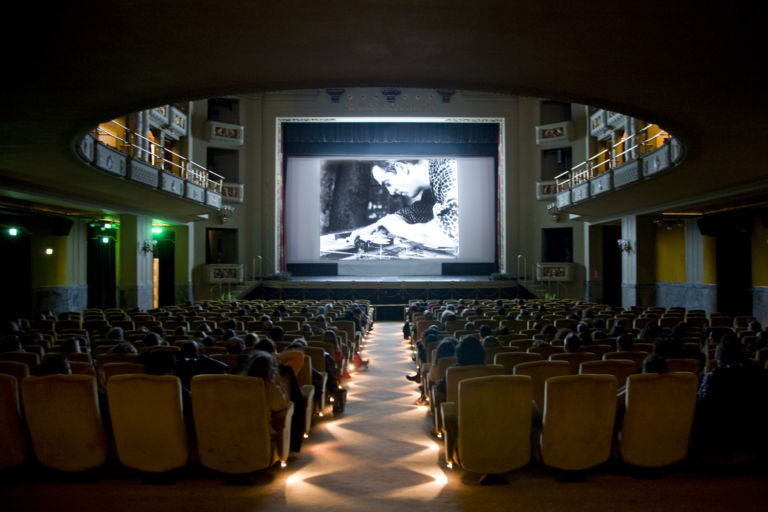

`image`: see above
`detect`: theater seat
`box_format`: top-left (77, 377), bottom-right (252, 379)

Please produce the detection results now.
top-left (549, 352), bottom-right (597, 374)
top-left (107, 374), bottom-right (191, 472)
top-left (0, 360), bottom-right (30, 382)
top-left (0, 374), bottom-right (27, 470)
top-left (433, 364), bottom-right (504, 435)
top-left (618, 372), bottom-right (698, 467)
top-left (493, 352), bottom-right (543, 374)
top-left (441, 375), bottom-right (533, 476)
top-left (295, 354), bottom-right (317, 436)
top-left (20, 374), bottom-right (108, 471)
top-left (579, 359), bottom-right (637, 386)
top-left (538, 374), bottom-right (618, 472)
top-left (512, 360), bottom-right (570, 411)
top-left (191, 375), bottom-right (292, 473)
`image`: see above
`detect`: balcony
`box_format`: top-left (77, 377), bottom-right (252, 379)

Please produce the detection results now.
top-left (78, 119), bottom-right (227, 214)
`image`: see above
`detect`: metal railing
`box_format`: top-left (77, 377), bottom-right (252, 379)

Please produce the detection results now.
top-left (95, 119), bottom-right (225, 192)
top-left (555, 123), bottom-right (670, 192)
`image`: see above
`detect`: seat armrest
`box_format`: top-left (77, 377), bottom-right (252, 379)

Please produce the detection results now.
top-left (441, 401), bottom-right (458, 466)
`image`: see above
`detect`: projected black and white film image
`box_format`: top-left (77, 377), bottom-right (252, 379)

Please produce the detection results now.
top-left (319, 159), bottom-right (459, 260)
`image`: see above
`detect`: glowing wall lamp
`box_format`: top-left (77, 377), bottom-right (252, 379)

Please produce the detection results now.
top-left (617, 239), bottom-right (632, 253)
top-left (45, 248), bottom-right (54, 255)
top-left (8, 227), bottom-right (18, 236)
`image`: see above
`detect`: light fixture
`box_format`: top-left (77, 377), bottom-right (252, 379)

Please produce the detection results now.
top-left (617, 239), bottom-right (632, 253)
top-left (152, 227), bottom-right (163, 234)
top-left (45, 248), bottom-right (54, 255)
top-left (8, 227), bottom-right (18, 236)
top-left (101, 236), bottom-right (109, 244)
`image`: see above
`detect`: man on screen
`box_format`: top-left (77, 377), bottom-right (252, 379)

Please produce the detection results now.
top-left (347, 158), bottom-right (458, 249)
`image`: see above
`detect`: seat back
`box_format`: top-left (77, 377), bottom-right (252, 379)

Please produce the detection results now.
top-left (0, 374), bottom-right (27, 469)
top-left (191, 375), bottom-right (274, 473)
top-left (494, 351), bottom-right (543, 374)
top-left (579, 359), bottom-right (637, 386)
top-left (527, 345), bottom-right (565, 359)
top-left (540, 374), bottom-right (618, 471)
top-left (101, 362), bottom-right (145, 381)
top-left (603, 351), bottom-right (648, 370)
top-left (0, 360), bottom-right (30, 382)
top-left (513, 360), bottom-right (570, 410)
top-left (445, 364), bottom-right (504, 403)
top-left (619, 372), bottom-right (698, 467)
top-left (20, 374), bottom-right (108, 471)
top-left (0, 352), bottom-right (40, 371)
top-left (456, 375), bottom-right (533, 474)
top-left (107, 374), bottom-right (190, 472)
top-left (428, 356), bottom-right (458, 384)
top-left (666, 358), bottom-right (701, 375)
top-left (549, 352), bottom-right (597, 374)
top-left (483, 346), bottom-right (517, 365)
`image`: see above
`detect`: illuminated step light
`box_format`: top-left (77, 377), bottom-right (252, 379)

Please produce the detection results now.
top-left (101, 237), bottom-right (109, 244)
top-left (280, 461), bottom-right (287, 468)
top-left (303, 433), bottom-right (309, 439)
top-left (8, 228), bottom-right (18, 236)
top-left (45, 248), bottom-right (54, 255)
top-left (446, 462), bottom-right (453, 469)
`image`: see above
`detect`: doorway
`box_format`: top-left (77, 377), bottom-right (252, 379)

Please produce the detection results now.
top-left (602, 225), bottom-right (622, 307)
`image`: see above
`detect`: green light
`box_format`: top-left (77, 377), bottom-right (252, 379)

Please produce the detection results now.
top-left (8, 228), bottom-right (18, 236)
top-left (152, 227), bottom-right (163, 234)
top-left (104, 223), bottom-right (112, 229)
top-left (101, 237), bottom-right (109, 244)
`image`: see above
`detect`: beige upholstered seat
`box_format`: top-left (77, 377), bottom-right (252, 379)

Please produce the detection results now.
top-left (100, 362), bottom-right (145, 381)
top-left (295, 354), bottom-right (317, 436)
top-left (433, 364), bottom-right (504, 434)
top-left (666, 358), bottom-right (701, 375)
top-left (579, 359), bottom-right (637, 386)
top-left (0, 374), bottom-right (27, 470)
top-left (527, 345), bottom-right (565, 359)
top-left (603, 351), bottom-right (648, 371)
top-left (549, 352), bottom-right (597, 374)
top-left (441, 375), bottom-right (533, 475)
top-left (618, 372), bottom-right (698, 467)
top-left (494, 351), bottom-right (543, 374)
top-left (512, 360), bottom-right (570, 411)
top-left (20, 374), bottom-right (108, 471)
top-left (191, 374), bottom-right (293, 473)
top-left (304, 346), bottom-right (328, 412)
top-left (0, 360), bottom-right (30, 382)
top-left (107, 374), bottom-right (191, 472)
top-left (0, 352), bottom-right (40, 371)
top-left (539, 374), bottom-right (618, 471)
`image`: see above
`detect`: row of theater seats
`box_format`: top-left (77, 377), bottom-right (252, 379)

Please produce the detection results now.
top-left (439, 371), bottom-right (698, 475)
top-left (0, 372), bottom-right (295, 474)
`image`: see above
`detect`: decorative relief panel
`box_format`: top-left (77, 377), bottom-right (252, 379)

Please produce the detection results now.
top-left (612, 160), bottom-right (641, 188)
top-left (205, 190), bottom-right (223, 208)
top-left (168, 106), bottom-right (188, 139)
top-left (571, 182), bottom-right (590, 203)
top-left (590, 172), bottom-right (612, 196)
top-left (590, 110), bottom-right (608, 139)
top-left (128, 159), bottom-right (159, 187)
top-left (535, 121), bottom-right (573, 148)
top-left (556, 190), bottom-right (571, 209)
top-left (185, 182), bottom-right (205, 203)
top-left (149, 105), bottom-right (170, 128)
top-left (670, 137), bottom-right (683, 164)
top-left (205, 264), bottom-right (244, 284)
top-left (161, 172), bottom-right (184, 196)
top-left (95, 143), bottom-right (127, 177)
top-left (205, 120), bottom-right (244, 145)
top-left (606, 111), bottom-right (626, 129)
top-left (642, 144), bottom-right (670, 177)
top-left (77, 134), bottom-right (95, 163)
top-left (536, 262), bottom-right (573, 282)
top-left (222, 183), bottom-right (245, 203)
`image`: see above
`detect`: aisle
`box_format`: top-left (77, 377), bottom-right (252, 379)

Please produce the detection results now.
top-left (283, 320), bottom-right (456, 511)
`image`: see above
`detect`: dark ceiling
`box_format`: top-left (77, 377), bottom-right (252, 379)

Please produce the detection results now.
top-left (1, 1), bottom-right (765, 222)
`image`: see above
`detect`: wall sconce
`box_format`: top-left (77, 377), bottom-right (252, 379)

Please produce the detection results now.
top-left (219, 205), bottom-right (235, 224)
top-left (617, 239), bottom-right (632, 253)
top-left (140, 240), bottom-right (155, 254)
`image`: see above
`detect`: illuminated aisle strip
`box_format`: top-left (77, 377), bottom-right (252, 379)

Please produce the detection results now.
top-left (283, 320), bottom-right (453, 509)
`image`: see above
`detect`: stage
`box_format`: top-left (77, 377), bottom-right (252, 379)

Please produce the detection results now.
top-left (245, 275), bottom-right (531, 306)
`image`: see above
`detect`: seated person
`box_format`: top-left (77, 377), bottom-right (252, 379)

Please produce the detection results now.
top-left (435, 335), bottom-right (485, 395)
top-left (175, 340), bottom-right (228, 388)
top-left (245, 351), bottom-right (292, 457)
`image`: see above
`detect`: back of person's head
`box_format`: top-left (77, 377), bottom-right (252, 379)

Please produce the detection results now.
top-left (244, 332), bottom-right (259, 347)
top-left (482, 335), bottom-right (501, 349)
top-left (592, 329), bottom-right (606, 340)
top-left (617, 334), bottom-right (634, 352)
top-left (180, 340), bottom-right (200, 359)
top-left (642, 353), bottom-right (668, 374)
top-left (541, 324), bottom-right (557, 341)
top-left (143, 332), bottom-right (162, 348)
top-left (323, 329), bottom-right (337, 343)
top-left (144, 349), bottom-right (177, 375)
top-left (254, 338), bottom-right (276, 354)
top-left (34, 354), bottom-right (72, 376)
top-left (201, 335), bottom-right (217, 347)
top-left (174, 325), bottom-right (187, 336)
top-left (564, 332), bottom-right (581, 353)
top-left (716, 332), bottom-right (747, 365)
top-left (463, 321), bottom-right (475, 331)
top-left (247, 350), bottom-right (277, 381)
top-left (435, 337), bottom-right (458, 360)
top-left (149, 325), bottom-right (165, 338)
top-left (479, 324), bottom-right (492, 338)
top-left (58, 337), bottom-right (81, 353)
top-left (747, 319), bottom-right (762, 333)
top-left (222, 319), bottom-right (237, 331)
top-left (456, 335), bottom-right (485, 366)
top-left (592, 318), bottom-right (606, 330)
top-left (653, 336), bottom-right (681, 358)
top-left (269, 325), bottom-right (285, 342)
top-left (226, 337), bottom-right (245, 355)
top-left (288, 338), bottom-right (308, 351)
top-left (106, 326), bottom-right (124, 341)
top-left (111, 341), bottom-right (138, 354)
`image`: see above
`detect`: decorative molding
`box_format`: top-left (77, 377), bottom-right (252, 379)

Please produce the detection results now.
top-left (556, 190), bottom-right (571, 209)
top-left (590, 109), bottom-right (608, 139)
top-left (149, 105), bottom-right (170, 128)
top-left (167, 106), bottom-right (188, 139)
top-left (535, 121), bottom-right (574, 148)
top-left (606, 111), bottom-right (626, 130)
top-left (185, 181), bottom-right (205, 203)
top-left (435, 89), bottom-right (455, 103)
top-left (612, 160), bottom-right (641, 188)
top-left (221, 183), bottom-right (244, 203)
top-left (571, 182), bottom-right (590, 203)
top-left (128, 158), bottom-right (159, 188)
top-left (535, 180), bottom-right (558, 200)
top-left (381, 88), bottom-right (401, 103)
top-left (94, 142), bottom-right (127, 177)
top-left (590, 172), bottom-right (612, 196)
top-left (205, 190), bottom-right (222, 208)
top-left (325, 88), bottom-right (345, 103)
top-left (205, 120), bottom-right (245, 145)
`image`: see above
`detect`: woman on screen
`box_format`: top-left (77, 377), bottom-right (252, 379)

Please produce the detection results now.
top-left (347, 158), bottom-right (458, 249)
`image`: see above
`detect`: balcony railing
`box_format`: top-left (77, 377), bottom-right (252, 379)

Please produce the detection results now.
top-left (95, 119), bottom-right (224, 193)
top-left (555, 124), bottom-right (670, 192)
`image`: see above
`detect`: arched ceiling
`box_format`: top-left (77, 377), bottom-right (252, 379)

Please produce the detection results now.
top-left (1, 1), bottom-right (765, 221)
